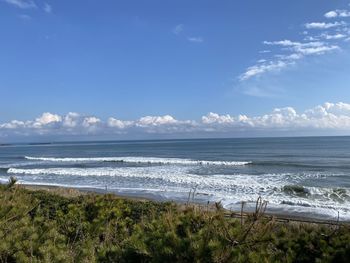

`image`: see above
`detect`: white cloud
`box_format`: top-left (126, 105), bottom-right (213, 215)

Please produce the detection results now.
top-left (325, 11), bottom-right (338, 18)
top-left (294, 44), bottom-right (339, 55)
top-left (305, 21), bottom-right (345, 29)
top-left (263, 40), bottom-right (323, 47)
top-left (240, 38), bottom-right (340, 81)
top-left (239, 60), bottom-right (291, 81)
top-left (137, 115), bottom-right (178, 127)
top-left (321, 33), bottom-right (346, 40)
top-left (35, 112), bottom-right (61, 126)
top-left (325, 9), bottom-right (350, 18)
top-left (0, 120), bottom-right (26, 129)
top-left (202, 112), bottom-right (235, 124)
top-left (107, 118), bottom-right (131, 129)
top-left (263, 40), bottom-right (339, 55)
top-left (3, 102), bottom-right (350, 139)
top-left (187, 37), bottom-right (204, 43)
top-left (82, 117), bottom-right (101, 128)
top-left (63, 112), bottom-right (80, 128)
top-left (43, 2), bottom-right (51, 13)
top-left (200, 102), bottom-right (350, 131)
top-left (3, 0), bottom-right (36, 9)
top-left (173, 24), bottom-right (184, 35)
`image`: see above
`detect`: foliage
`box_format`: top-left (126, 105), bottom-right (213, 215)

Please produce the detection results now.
top-left (0, 182), bottom-right (350, 262)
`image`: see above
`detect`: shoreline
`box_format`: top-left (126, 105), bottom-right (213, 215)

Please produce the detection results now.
top-left (18, 183), bottom-right (349, 225)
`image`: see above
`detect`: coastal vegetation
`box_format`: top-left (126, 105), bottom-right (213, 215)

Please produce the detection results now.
top-left (0, 178), bottom-right (350, 263)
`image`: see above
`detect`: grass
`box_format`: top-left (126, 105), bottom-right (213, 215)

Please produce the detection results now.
top-left (1, 178), bottom-right (350, 262)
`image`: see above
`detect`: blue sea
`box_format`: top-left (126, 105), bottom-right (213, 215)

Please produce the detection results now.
top-left (1, 137), bottom-right (350, 220)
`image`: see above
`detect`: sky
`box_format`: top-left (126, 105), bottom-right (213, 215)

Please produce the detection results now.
top-left (1, 0), bottom-right (350, 142)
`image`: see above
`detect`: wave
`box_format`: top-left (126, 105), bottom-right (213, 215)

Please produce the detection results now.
top-left (24, 156), bottom-right (251, 166)
top-left (7, 167), bottom-right (288, 191)
top-left (6, 167), bottom-right (350, 218)
top-left (251, 160), bottom-right (350, 169)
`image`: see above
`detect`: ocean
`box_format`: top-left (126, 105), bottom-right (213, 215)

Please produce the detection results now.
top-left (1, 137), bottom-right (350, 221)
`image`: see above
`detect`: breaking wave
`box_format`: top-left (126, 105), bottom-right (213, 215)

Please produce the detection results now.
top-left (6, 166), bottom-right (350, 217)
top-left (24, 156), bottom-right (251, 166)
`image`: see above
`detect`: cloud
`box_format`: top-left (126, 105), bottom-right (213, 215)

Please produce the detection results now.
top-left (3, 102), bottom-right (350, 139)
top-left (3, 0), bottom-right (36, 9)
top-left (35, 112), bottom-right (61, 125)
top-left (259, 50), bottom-right (271, 53)
top-left (239, 2), bottom-right (350, 83)
top-left (43, 2), bottom-right (51, 13)
top-left (324, 11), bottom-right (338, 18)
top-left (240, 23), bottom-right (344, 82)
top-left (200, 102), bottom-right (350, 131)
top-left (239, 39), bottom-right (340, 80)
top-left (107, 118), bottom-right (131, 129)
top-left (136, 115), bottom-right (178, 127)
top-left (262, 40), bottom-right (339, 55)
top-left (187, 37), bottom-right (204, 43)
top-left (263, 40), bottom-right (323, 47)
top-left (202, 112), bottom-right (235, 124)
top-left (325, 10), bottom-right (350, 18)
top-left (320, 33), bottom-right (346, 40)
top-left (239, 60), bottom-right (291, 81)
top-left (82, 117), bottom-right (101, 128)
top-left (305, 21), bottom-right (345, 29)
top-left (173, 24), bottom-right (184, 35)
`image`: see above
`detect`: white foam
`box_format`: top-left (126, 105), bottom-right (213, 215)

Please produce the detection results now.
top-left (24, 156), bottom-right (251, 166)
top-left (7, 167), bottom-right (287, 193)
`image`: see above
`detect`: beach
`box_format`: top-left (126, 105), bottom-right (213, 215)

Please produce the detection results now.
top-left (1, 137), bottom-right (350, 221)
top-left (15, 183), bottom-right (347, 225)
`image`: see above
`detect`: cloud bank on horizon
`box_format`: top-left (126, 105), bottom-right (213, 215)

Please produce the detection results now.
top-left (239, 5), bottom-right (350, 82)
top-left (2, 102), bottom-right (350, 140)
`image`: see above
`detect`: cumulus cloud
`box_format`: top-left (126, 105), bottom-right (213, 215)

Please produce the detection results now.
top-left (82, 117), bottom-right (101, 128)
top-left (202, 112), bottom-right (234, 124)
top-left (200, 103), bottom-right (350, 131)
top-left (3, 102), bottom-right (350, 139)
top-left (107, 118), bottom-right (131, 129)
top-left (3, 0), bottom-right (36, 9)
top-left (136, 115), bottom-right (178, 127)
top-left (34, 112), bottom-right (62, 127)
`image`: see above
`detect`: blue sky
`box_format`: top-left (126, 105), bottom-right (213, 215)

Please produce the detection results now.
top-left (1, 0), bottom-right (350, 141)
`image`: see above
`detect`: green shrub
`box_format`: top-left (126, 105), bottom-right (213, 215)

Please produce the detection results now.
top-left (0, 185), bottom-right (349, 262)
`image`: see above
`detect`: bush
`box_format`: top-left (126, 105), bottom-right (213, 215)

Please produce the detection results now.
top-left (0, 184), bottom-right (349, 262)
